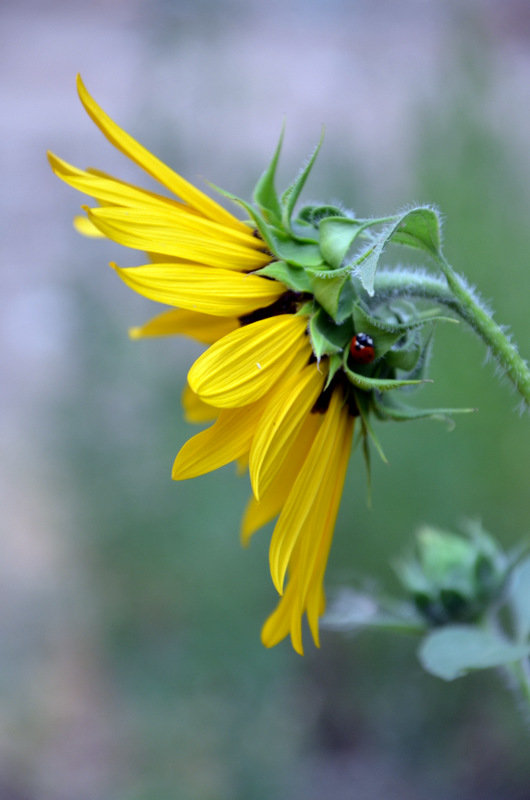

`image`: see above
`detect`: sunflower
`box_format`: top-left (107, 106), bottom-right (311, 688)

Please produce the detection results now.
top-left (50, 77), bottom-right (456, 653)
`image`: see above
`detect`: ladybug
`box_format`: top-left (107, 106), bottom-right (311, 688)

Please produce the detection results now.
top-left (350, 332), bottom-right (375, 364)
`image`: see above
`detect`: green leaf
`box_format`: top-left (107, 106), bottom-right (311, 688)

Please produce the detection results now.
top-left (319, 217), bottom-right (364, 269)
top-left (356, 390), bottom-right (388, 464)
top-left (353, 207), bottom-right (442, 296)
top-left (509, 556), bottom-right (530, 642)
top-left (391, 206), bottom-right (442, 254)
top-left (253, 126), bottom-right (284, 224)
top-left (281, 131), bottom-right (324, 230)
top-left (256, 261), bottom-right (312, 293)
top-left (418, 625), bottom-right (530, 681)
top-left (310, 274), bottom-right (347, 318)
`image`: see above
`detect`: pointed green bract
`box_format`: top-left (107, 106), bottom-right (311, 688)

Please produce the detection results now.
top-left (343, 358), bottom-right (426, 392)
top-left (253, 126), bottom-right (284, 225)
top-left (256, 261), bottom-right (312, 293)
top-left (309, 308), bottom-right (351, 360)
top-left (281, 131), bottom-right (324, 231)
top-left (373, 395), bottom-right (475, 426)
top-left (310, 274), bottom-right (347, 318)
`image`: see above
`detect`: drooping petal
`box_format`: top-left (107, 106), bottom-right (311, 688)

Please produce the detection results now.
top-left (291, 406), bottom-right (354, 644)
top-left (188, 315), bottom-right (311, 408)
top-left (172, 394), bottom-right (270, 480)
top-left (249, 362), bottom-right (327, 500)
top-left (181, 384), bottom-right (219, 424)
top-left (261, 578), bottom-right (303, 654)
top-left (129, 308), bottom-right (239, 344)
top-left (76, 75), bottom-right (249, 232)
top-left (113, 262), bottom-right (284, 316)
top-left (268, 390), bottom-right (350, 595)
top-left (88, 207), bottom-right (271, 270)
top-left (241, 412), bottom-right (322, 546)
top-left (262, 395), bottom-right (354, 652)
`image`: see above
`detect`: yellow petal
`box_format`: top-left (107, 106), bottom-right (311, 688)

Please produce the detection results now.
top-left (249, 362), bottom-right (326, 500)
top-left (49, 153), bottom-right (268, 253)
top-left (113, 262), bottom-right (285, 317)
top-left (261, 579), bottom-right (304, 655)
top-left (268, 390), bottom-right (350, 595)
top-left (241, 412), bottom-right (322, 546)
top-left (129, 309), bottom-right (239, 344)
top-left (236, 453), bottom-right (249, 475)
top-left (181, 384), bottom-right (219, 424)
top-left (172, 394), bottom-right (269, 480)
top-left (188, 315), bottom-right (310, 408)
top-left (87, 206), bottom-right (271, 270)
top-left (49, 152), bottom-right (191, 213)
top-left (262, 396), bottom-right (354, 652)
top-left (290, 405), bottom-right (354, 645)
top-left (73, 215), bottom-right (104, 237)
top-left (76, 75), bottom-right (250, 232)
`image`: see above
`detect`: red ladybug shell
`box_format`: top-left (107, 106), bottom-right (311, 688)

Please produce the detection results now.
top-left (350, 332), bottom-right (375, 364)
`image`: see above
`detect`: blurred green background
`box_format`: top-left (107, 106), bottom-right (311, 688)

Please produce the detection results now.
top-left (2, 1), bottom-right (530, 798)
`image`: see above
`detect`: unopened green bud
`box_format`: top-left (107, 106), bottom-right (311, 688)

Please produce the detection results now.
top-left (395, 524), bottom-right (508, 626)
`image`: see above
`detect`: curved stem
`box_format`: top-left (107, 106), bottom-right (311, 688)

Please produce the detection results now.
top-left (504, 660), bottom-right (530, 728)
top-left (435, 253), bottom-right (530, 406)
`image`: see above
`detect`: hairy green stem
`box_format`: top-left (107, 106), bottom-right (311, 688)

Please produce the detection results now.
top-left (436, 253), bottom-right (530, 406)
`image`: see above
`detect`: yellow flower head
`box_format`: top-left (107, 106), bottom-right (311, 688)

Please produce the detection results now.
top-left (50, 77), bottom-right (456, 654)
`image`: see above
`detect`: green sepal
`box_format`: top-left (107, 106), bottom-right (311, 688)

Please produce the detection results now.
top-left (373, 394), bottom-right (475, 426)
top-left (309, 308), bottom-right (352, 360)
top-left (356, 390), bottom-right (388, 464)
top-left (270, 235), bottom-right (324, 267)
top-left (418, 625), bottom-right (530, 681)
top-left (297, 204), bottom-right (345, 227)
top-left (318, 216), bottom-right (364, 269)
top-left (256, 261), bottom-right (312, 293)
top-left (351, 302), bottom-right (455, 360)
top-left (210, 183), bottom-right (325, 268)
top-left (281, 131), bottom-right (324, 231)
top-left (385, 341), bottom-right (422, 372)
top-left (343, 354), bottom-right (426, 393)
top-left (354, 206), bottom-right (442, 296)
top-left (253, 126), bottom-right (284, 225)
top-left (324, 353), bottom-right (343, 389)
top-left (335, 278), bottom-right (356, 324)
top-left (208, 183), bottom-right (280, 246)
top-left (310, 274), bottom-right (347, 318)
